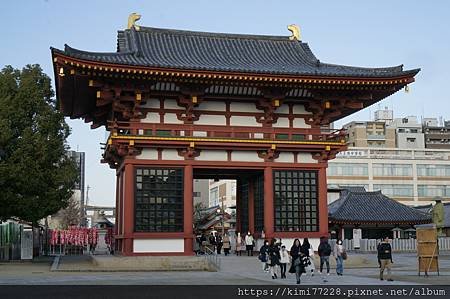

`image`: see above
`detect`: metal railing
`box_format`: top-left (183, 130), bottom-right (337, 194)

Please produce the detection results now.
top-left (203, 246), bottom-right (221, 271)
top-left (330, 237), bottom-right (450, 253)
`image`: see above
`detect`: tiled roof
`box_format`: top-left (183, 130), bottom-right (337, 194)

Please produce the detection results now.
top-left (52, 26), bottom-right (419, 77)
top-left (329, 190), bottom-right (431, 224)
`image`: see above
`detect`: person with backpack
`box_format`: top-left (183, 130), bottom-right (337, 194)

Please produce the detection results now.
top-left (289, 239), bottom-right (308, 284)
top-left (318, 236), bottom-right (331, 275)
top-left (378, 236), bottom-right (394, 281)
top-left (300, 238), bottom-right (315, 276)
top-left (258, 240), bottom-right (269, 272)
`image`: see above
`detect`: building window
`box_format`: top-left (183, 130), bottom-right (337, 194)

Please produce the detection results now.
top-left (254, 175), bottom-right (264, 233)
top-left (193, 192), bottom-right (201, 198)
top-left (417, 165), bottom-right (450, 177)
top-left (135, 168), bottom-right (184, 232)
top-left (328, 163), bottom-right (368, 176)
top-left (209, 187), bottom-right (219, 207)
top-left (373, 184), bottom-right (413, 197)
top-left (373, 164), bottom-right (413, 176)
top-left (418, 185), bottom-right (450, 197)
top-left (274, 170), bottom-right (318, 232)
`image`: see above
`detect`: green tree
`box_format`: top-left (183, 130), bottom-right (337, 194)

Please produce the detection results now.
top-left (0, 65), bottom-right (77, 225)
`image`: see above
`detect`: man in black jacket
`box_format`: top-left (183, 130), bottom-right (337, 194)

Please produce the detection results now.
top-left (317, 236), bottom-right (331, 275)
top-left (378, 236), bottom-right (394, 281)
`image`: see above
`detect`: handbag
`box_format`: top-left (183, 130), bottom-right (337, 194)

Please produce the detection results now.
top-left (341, 250), bottom-right (348, 260)
top-left (288, 263), bottom-right (296, 274)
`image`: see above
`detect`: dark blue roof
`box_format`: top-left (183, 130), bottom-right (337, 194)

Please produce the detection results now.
top-left (52, 26), bottom-right (419, 78)
top-left (329, 190), bottom-right (431, 224)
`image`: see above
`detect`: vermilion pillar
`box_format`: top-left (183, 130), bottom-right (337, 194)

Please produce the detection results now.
top-left (264, 167), bottom-right (274, 239)
top-left (318, 166), bottom-right (328, 236)
top-left (123, 163), bottom-right (134, 255)
top-left (248, 179), bottom-right (255, 234)
top-left (183, 165), bottom-right (194, 255)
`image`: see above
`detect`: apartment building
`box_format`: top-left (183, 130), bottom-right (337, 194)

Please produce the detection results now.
top-left (329, 109), bottom-right (450, 205)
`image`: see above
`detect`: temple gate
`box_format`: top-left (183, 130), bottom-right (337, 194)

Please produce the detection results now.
top-left (52, 16), bottom-right (419, 255)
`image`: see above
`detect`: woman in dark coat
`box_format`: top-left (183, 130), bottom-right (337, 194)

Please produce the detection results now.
top-left (290, 238), bottom-right (307, 284)
top-left (267, 238), bottom-right (280, 279)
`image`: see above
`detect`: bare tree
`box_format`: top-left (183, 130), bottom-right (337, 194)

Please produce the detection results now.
top-left (59, 196), bottom-right (81, 228)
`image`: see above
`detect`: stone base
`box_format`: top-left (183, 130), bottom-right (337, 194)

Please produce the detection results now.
top-left (54, 255), bottom-right (215, 272)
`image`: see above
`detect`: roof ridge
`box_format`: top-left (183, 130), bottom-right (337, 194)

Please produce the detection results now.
top-left (124, 26), bottom-right (295, 41)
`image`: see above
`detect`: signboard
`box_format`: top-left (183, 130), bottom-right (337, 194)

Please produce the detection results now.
top-left (353, 228), bottom-right (362, 249)
top-left (336, 150), bottom-right (367, 158)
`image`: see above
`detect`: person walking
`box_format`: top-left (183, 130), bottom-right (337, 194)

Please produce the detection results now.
top-left (300, 238), bottom-right (315, 276)
top-left (209, 232), bottom-right (216, 252)
top-left (279, 245), bottom-right (289, 279)
top-left (259, 240), bottom-right (269, 272)
top-left (235, 232), bottom-right (242, 256)
top-left (289, 239), bottom-right (306, 284)
top-left (378, 236), bottom-right (394, 281)
top-left (216, 234), bottom-right (223, 254)
top-left (222, 233), bottom-right (231, 256)
top-left (267, 238), bottom-right (280, 279)
top-left (333, 239), bottom-right (345, 276)
top-left (245, 231), bottom-right (254, 256)
top-left (318, 236), bottom-right (331, 275)
top-left (376, 239), bottom-right (382, 268)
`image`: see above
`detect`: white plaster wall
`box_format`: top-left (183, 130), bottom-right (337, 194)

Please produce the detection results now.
top-left (198, 101), bottom-right (226, 111)
top-left (141, 98), bottom-right (160, 109)
top-left (298, 153), bottom-right (316, 163)
top-left (162, 149), bottom-right (183, 160)
top-left (230, 102), bottom-right (258, 113)
top-left (293, 118), bottom-right (310, 129)
top-left (163, 99), bottom-right (180, 109)
top-left (230, 116), bottom-right (260, 127)
top-left (277, 152), bottom-right (295, 163)
top-left (133, 239), bottom-right (184, 253)
top-left (142, 112), bottom-right (160, 123)
top-left (276, 103), bottom-right (289, 114)
top-left (192, 131), bottom-right (207, 137)
top-left (195, 115), bottom-right (227, 125)
top-left (232, 151), bottom-right (260, 162)
top-left (293, 104), bottom-right (310, 114)
top-left (196, 150), bottom-right (228, 161)
top-left (164, 113), bottom-right (184, 124)
top-left (272, 118), bottom-right (290, 128)
top-left (136, 148), bottom-right (158, 160)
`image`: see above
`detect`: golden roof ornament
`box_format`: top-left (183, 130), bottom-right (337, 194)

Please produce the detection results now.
top-left (127, 13), bottom-right (141, 31)
top-left (287, 24), bottom-right (301, 41)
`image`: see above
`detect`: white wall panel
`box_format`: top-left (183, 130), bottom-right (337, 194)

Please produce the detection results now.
top-left (137, 149), bottom-right (158, 160)
top-left (198, 101), bottom-right (226, 111)
top-left (142, 112), bottom-right (160, 123)
top-left (232, 151), bottom-right (260, 162)
top-left (163, 99), bottom-right (180, 109)
top-left (196, 150), bottom-right (228, 161)
top-left (133, 239), bottom-right (184, 253)
top-left (230, 116), bottom-right (260, 127)
top-left (162, 149), bottom-right (183, 160)
top-left (164, 113), bottom-right (184, 124)
top-left (298, 153), bottom-right (316, 163)
top-left (293, 104), bottom-right (310, 114)
top-left (195, 115), bottom-right (226, 125)
top-left (230, 102), bottom-right (258, 113)
top-left (273, 118), bottom-right (290, 128)
top-left (277, 152), bottom-right (295, 163)
top-left (141, 98), bottom-right (160, 109)
top-left (293, 118), bottom-right (310, 129)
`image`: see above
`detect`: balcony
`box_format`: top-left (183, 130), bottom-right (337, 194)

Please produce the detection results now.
top-left (106, 121), bottom-right (347, 147)
top-left (367, 134), bottom-right (386, 140)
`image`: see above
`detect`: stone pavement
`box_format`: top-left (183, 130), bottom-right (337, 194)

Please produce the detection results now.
top-left (0, 253), bottom-right (449, 285)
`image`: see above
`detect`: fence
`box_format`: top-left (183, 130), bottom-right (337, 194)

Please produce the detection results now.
top-left (329, 237), bottom-right (450, 253)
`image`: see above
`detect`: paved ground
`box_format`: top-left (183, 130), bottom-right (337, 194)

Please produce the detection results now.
top-left (0, 253), bottom-right (449, 285)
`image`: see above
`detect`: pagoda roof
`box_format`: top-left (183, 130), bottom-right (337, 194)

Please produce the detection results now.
top-left (329, 190), bottom-right (431, 224)
top-left (52, 26), bottom-right (419, 78)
